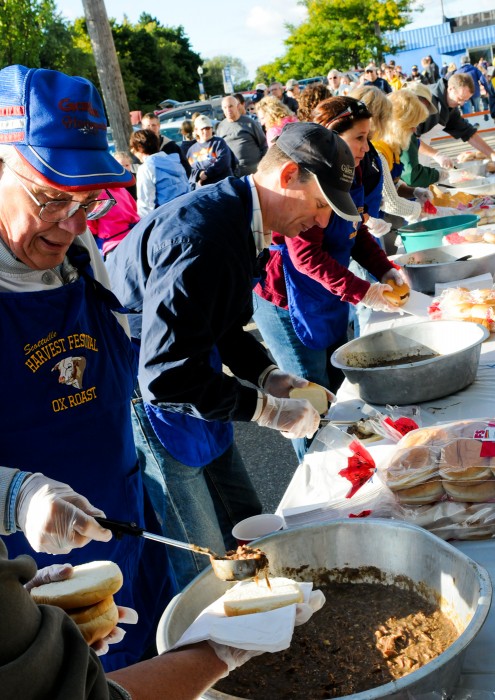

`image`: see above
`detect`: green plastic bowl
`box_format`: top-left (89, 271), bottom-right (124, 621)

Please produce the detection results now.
top-left (398, 214), bottom-right (480, 253)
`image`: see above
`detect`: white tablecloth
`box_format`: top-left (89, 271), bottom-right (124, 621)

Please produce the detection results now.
top-left (331, 311), bottom-right (495, 693)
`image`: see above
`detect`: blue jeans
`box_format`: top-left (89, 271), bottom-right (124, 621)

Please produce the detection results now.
top-left (131, 394), bottom-right (262, 590)
top-left (252, 293), bottom-right (345, 463)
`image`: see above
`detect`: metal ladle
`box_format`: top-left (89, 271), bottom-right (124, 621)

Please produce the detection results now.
top-left (95, 517), bottom-right (269, 582)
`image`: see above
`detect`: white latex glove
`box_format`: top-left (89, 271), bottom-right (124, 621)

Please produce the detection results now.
top-left (261, 368), bottom-right (308, 398)
top-left (380, 268), bottom-right (405, 286)
top-left (361, 282), bottom-right (398, 313)
top-left (16, 473), bottom-right (112, 554)
top-left (25, 563), bottom-right (138, 656)
top-left (208, 641), bottom-right (264, 677)
top-left (436, 168), bottom-right (450, 184)
top-left (294, 588), bottom-right (326, 625)
top-left (413, 187), bottom-right (434, 205)
top-left (92, 606), bottom-right (139, 656)
top-left (366, 216), bottom-right (392, 237)
top-left (433, 153), bottom-right (454, 169)
top-left (255, 394), bottom-right (320, 439)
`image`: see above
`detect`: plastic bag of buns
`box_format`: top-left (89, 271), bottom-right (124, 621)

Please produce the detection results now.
top-left (428, 286), bottom-right (495, 331)
top-left (378, 419), bottom-right (495, 540)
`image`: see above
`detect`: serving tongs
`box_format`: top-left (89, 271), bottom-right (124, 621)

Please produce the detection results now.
top-left (95, 516), bottom-right (269, 582)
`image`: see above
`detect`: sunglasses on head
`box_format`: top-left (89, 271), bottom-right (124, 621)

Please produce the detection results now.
top-left (365, 68), bottom-right (375, 73)
top-left (325, 100), bottom-right (370, 128)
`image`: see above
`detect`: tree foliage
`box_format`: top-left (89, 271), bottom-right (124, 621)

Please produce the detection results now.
top-left (203, 56), bottom-right (249, 96)
top-left (0, 0), bottom-right (60, 67)
top-left (257, 0), bottom-right (413, 83)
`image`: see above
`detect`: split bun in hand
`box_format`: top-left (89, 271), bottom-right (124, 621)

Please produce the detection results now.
top-left (30, 560), bottom-right (123, 645)
top-left (383, 279), bottom-right (410, 307)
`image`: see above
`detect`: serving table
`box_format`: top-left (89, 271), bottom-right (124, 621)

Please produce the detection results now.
top-left (329, 308), bottom-right (495, 695)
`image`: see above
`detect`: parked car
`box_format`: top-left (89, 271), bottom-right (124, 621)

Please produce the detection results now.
top-left (158, 97), bottom-right (224, 127)
top-left (298, 76), bottom-right (326, 89)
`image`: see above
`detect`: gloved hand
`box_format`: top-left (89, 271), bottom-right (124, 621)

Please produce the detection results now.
top-left (261, 368), bottom-right (309, 398)
top-left (16, 473), bottom-right (112, 554)
top-left (361, 282), bottom-right (399, 313)
top-left (208, 641), bottom-right (264, 677)
top-left (366, 216), bottom-right (392, 237)
top-left (413, 187), bottom-right (434, 205)
top-left (295, 588), bottom-right (326, 625)
top-left (380, 268), bottom-right (405, 286)
top-left (433, 153), bottom-right (454, 169)
top-left (24, 562), bottom-right (74, 591)
top-left (436, 167), bottom-right (450, 184)
top-left (255, 394), bottom-right (320, 439)
top-left (91, 606), bottom-right (139, 656)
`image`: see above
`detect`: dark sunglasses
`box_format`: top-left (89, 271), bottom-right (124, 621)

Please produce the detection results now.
top-left (365, 69), bottom-right (376, 73)
top-left (324, 100), bottom-right (370, 128)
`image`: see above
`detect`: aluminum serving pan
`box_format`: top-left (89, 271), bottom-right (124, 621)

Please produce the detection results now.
top-left (157, 519), bottom-right (492, 700)
top-left (395, 243), bottom-right (495, 294)
top-left (330, 319), bottom-right (489, 405)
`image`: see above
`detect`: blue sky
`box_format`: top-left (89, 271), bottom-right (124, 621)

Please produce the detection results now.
top-left (56, 0), bottom-right (495, 80)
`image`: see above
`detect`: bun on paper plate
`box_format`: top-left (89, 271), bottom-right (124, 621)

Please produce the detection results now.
top-left (290, 382), bottom-right (329, 415)
top-left (223, 576), bottom-right (304, 617)
top-left (383, 279), bottom-right (410, 307)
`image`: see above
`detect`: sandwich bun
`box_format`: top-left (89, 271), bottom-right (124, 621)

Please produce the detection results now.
top-left (386, 446), bottom-right (438, 490)
top-left (383, 279), bottom-right (410, 307)
top-left (30, 560), bottom-right (123, 610)
top-left (440, 439), bottom-right (494, 481)
top-left (399, 426), bottom-right (449, 448)
top-left (395, 479), bottom-right (444, 505)
top-left (443, 478), bottom-right (495, 502)
top-left (67, 595), bottom-right (119, 645)
top-left (463, 229), bottom-right (484, 243)
top-left (290, 382), bottom-right (329, 415)
top-left (223, 576), bottom-right (304, 617)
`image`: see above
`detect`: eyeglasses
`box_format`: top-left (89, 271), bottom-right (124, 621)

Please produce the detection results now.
top-left (4, 162), bottom-right (117, 223)
top-left (323, 100), bottom-right (370, 128)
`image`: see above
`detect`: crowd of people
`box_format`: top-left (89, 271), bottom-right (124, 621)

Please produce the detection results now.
top-left (3, 49), bottom-right (495, 700)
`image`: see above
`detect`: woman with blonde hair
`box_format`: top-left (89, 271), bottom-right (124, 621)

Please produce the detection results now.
top-left (350, 85), bottom-right (432, 227)
top-left (255, 95), bottom-right (297, 146)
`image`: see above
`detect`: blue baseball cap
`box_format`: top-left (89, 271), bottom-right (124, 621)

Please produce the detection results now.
top-left (0, 65), bottom-right (133, 191)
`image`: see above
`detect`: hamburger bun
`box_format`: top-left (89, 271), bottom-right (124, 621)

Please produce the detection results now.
top-left (223, 576), bottom-right (304, 617)
top-left (30, 560), bottom-right (123, 610)
top-left (67, 595), bottom-right (119, 645)
top-left (440, 438), bottom-right (494, 481)
top-left (289, 382), bottom-right (329, 415)
top-left (395, 479), bottom-right (444, 505)
top-left (462, 229), bottom-right (484, 243)
top-left (383, 278), bottom-right (410, 307)
top-left (386, 446), bottom-right (438, 490)
top-left (399, 426), bottom-right (449, 448)
top-left (443, 478), bottom-right (495, 502)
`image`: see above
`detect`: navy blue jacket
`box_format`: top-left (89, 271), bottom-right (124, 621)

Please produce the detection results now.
top-left (106, 177), bottom-right (272, 423)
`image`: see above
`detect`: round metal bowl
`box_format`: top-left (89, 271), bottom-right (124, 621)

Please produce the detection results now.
top-left (157, 519), bottom-right (492, 700)
top-left (395, 243), bottom-right (495, 294)
top-left (330, 320), bottom-right (489, 405)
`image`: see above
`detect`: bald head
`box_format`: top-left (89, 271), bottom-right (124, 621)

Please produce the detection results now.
top-left (222, 96), bottom-right (240, 122)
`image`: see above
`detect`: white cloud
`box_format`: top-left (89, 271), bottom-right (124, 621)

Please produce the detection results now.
top-left (246, 2), bottom-right (307, 38)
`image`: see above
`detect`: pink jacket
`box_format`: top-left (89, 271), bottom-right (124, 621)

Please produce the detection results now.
top-left (88, 187), bottom-right (140, 256)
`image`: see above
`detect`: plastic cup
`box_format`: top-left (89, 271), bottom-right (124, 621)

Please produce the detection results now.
top-left (232, 513), bottom-right (285, 546)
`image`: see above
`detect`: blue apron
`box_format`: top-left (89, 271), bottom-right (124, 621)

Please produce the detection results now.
top-left (1, 245), bottom-right (175, 671)
top-left (140, 178), bottom-right (259, 468)
top-left (278, 180), bottom-right (363, 351)
top-left (143, 346), bottom-right (234, 467)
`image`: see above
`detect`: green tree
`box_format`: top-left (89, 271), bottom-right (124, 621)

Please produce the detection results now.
top-left (257, 0), bottom-right (413, 83)
top-left (0, 0), bottom-right (60, 67)
top-left (203, 55), bottom-right (249, 96)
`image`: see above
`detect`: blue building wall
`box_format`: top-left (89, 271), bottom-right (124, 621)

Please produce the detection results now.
top-left (384, 21), bottom-right (495, 74)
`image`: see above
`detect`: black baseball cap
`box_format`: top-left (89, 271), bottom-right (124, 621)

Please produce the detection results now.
top-left (275, 122), bottom-right (359, 222)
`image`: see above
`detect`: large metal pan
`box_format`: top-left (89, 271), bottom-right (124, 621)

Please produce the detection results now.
top-left (157, 519), bottom-right (492, 700)
top-left (395, 243), bottom-right (495, 294)
top-left (330, 319), bottom-right (489, 405)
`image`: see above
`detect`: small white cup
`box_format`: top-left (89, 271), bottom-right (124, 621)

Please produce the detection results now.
top-left (232, 513), bottom-right (285, 546)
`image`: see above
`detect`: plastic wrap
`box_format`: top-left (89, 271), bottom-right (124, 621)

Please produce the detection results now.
top-left (378, 419), bottom-right (495, 540)
top-left (428, 286), bottom-right (495, 330)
